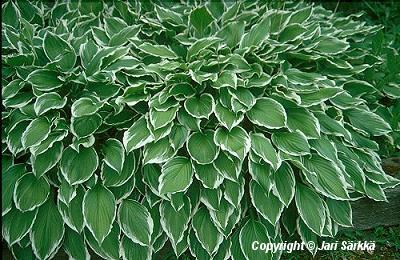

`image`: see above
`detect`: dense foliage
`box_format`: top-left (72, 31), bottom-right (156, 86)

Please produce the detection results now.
top-left (2, 1), bottom-right (399, 259)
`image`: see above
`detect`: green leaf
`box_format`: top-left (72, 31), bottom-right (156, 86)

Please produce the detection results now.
top-left (143, 137), bottom-right (175, 165)
top-left (71, 114), bottom-right (103, 138)
top-left (295, 184), bottom-right (326, 235)
top-left (169, 124), bottom-right (189, 150)
top-left (345, 108), bottom-right (391, 136)
top-left (27, 69), bottom-right (64, 91)
top-left (7, 121), bottom-right (31, 155)
top-left (120, 236), bottom-right (151, 260)
top-left (297, 218), bottom-right (318, 256)
top-left (231, 229), bottom-right (246, 260)
top-left (326, 198), bottom-right (352, 227)
top-left (43, 31), bottom-right (76, 71)
top-left (224, 178), bottom-right (244, 207)
top-left (58, 178), bottom-right (76, 205)
top-left (31, 200), bottom-right (65, 260)
top-left (3, 207), bottom-right (37, 245)
top-left (159, 156), bottom-right (194, 194)
top-left (160, 199), bottom-right (191, 247)
top-left (338, 154), bottom-right (366, 193)
top-left (102, 151), bottom-right (137, 187)
top-left (142, 164), bottom-right (162, 196)
top-left (58, 186), bottom-right (85, 233)
top-left (123, 116), bottom-right (154, 152)
top-left (3, 92), bottom-right (34, 109)
top-left (83, 182), bottom-right (116, 243)
top-left (214, 126), bottom-right (250, 161)
top-left (11, 244), bottom-right (36, 260)
top-left (214, 101), bottom-right (244, 131)
top-left (149, 105), bottom-right (180, 130)
top-left (309, 136), bottom-right (338, 162)
top-left (2, 154), bottom-right (13, 173)
top-left (105, 56), bottom-right (140, 71)
top-left (213, 71), bottom-right (237, 89)
top-left (85, 222), bottom-right (120, 259)
top-left (187, 37), bottom-right (221, 60)
top-left (271, 131), bottom-right (310, 156)
top-left (31, 141), bottom-right (63, 178)
top-left (299, 87), bottom-right (343, 107)
top-left (250, 181), bottom-right (284, 225)
top-left (218, 21), bottom-right (245, 49)
top-left (247, 97), bottom-right (287, 129)
top-left (288, 5), bottom-right (312, 24)
top-left (250, 133), bottom-right (280, 170)
top-left (248, 160), bottom-right (273, 192)
top-left (192, 207), bottom-right (223, 255)
top-left (104, 17), bottom-right (127, 36)
top-left (240, 14), bottom-right (271, 49)
top-left (14, 173), bottom-right (49, 212)
top-left (71, 97), bottom-right (103, 117)
top-left (286, 107), bottom-right (320, 138)
top-left (177, 108), bottom-right (201, 131)
top-left (108, 176), bottom-right (135, 202)
top-left (86, 46), bottom-right (130, 76)
top-left (200, 188), bottom-right (222, 211)
top-left (383, 83), bottom-right (400, 98)
top-left (193, 163), bottom-right (224, 189)
top-left (138, 43), bottom-right (178, 59)
top-left (148, 120), bottom-right (174, 142)
top-left (2, 164), bottom-right (26, 215)
top-left (187, 130), bottom-right (219, 164)
top-left (102, 138), bottom-right (125, 173)
top-left (365, 180), bottom-right (387, 202)
top-left (220, 1), bottom-right (240, 22)
top-left (284, 68), bottom-right (326, 85)
top-left (209, 198), bottom-right (235, 232)
top-left (63, 228), bottom-right (90, 260)
top-left (343, 80), bottom-right (377, 98)
top-left (2, 1), bottom-right (20, 28)
top-left (188, 228), bottom-right (211, 260)
top-left (21, 117), bottom-right (51, 149)
top-left (315, 112), bottom-right (352, 141)
top-left (239, 219), bottom-right (273, 260)
top-left (118, 199), bottom-right (153, 246)
top-left (313, 36), bottom-right (349, 54)
top-left (34, 93), bottom-right (67, 116)
top-left (214, 151), bottom-right (240, 181)
top-left (330, 92), bottom-right (365, 109)
top-left (272, 162), bottom-right (295, 206)
top-left (169, 83), bottom-right (196, 98)
top-left (60, 146), bottom-right (98, 185)
top-left (116, 83), bottom-right (148, 106)
top-left (2, 79), bottom-right (24, 100)
top-left (229, 87), bottom-right (255, 109)
top-left (184, 94), bottom-right (214, 119)
top-left (80, 39), bottom-right (99, 69)
top-left (302, 155), bottom-right (350, 200)
top-left (279, 23), bottom-right (307, 42)
top-left (172, 227), bottom-right (189, 257)
top-left (109, 26), bottom-right (140, 46)
top-left (155, 5), bottom-right (183, 25)
top-left (190, 6), bottom-right (214, 34)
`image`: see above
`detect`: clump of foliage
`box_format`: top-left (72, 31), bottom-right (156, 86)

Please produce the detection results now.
top-left (2, 1), bottom-right (399, 259)
top-left (311, 0), bottom-right (400, 158)
top-left (313, 0), bottom-right (400, 49)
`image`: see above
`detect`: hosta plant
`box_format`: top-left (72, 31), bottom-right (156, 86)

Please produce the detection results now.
top-left (2, 0), bottom-right (400, 259)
